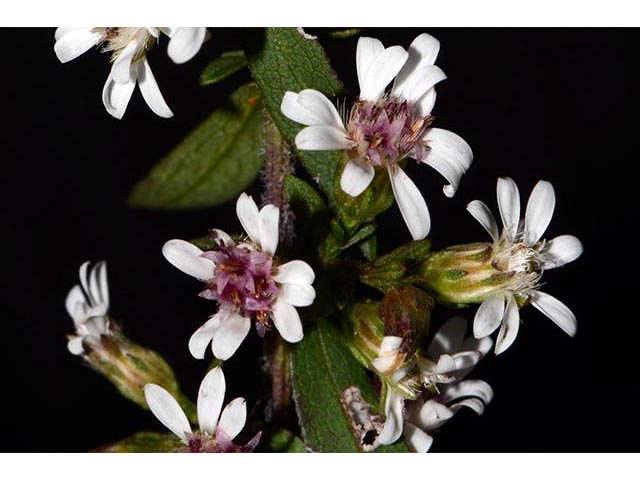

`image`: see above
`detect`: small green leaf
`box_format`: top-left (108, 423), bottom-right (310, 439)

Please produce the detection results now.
top-left (291, 317), bottom-right (409, 452)
top-left (200, 50), bottom-right (248, 86)
top-left (327, 28), bottom-right (361, 39)
top-left (245, 28), bottom-right (345, 208)
top-left (267, 429), bottom-right (307, 453)
top-left (128, 83), bottom-right (264, 210)
top-left (359, 235), bottom-right (377, 261)
top-left (342, 223), bottom-right (376, 250)
top-left (92, 431), bottom-right (179, 453)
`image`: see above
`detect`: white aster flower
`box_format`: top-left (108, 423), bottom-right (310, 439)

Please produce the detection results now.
top-left (54, 27), bottom-right (208, 119)
top-left (144, 367), bottom-right (261, 453)
top-left (281, 33), bottom-right (473, 240)
top-left (467, 177), bottom-right (583, 354)
top-left (162, 193), bottom-right (316, 361)
top-left (376, 317), bottom-right (492, 452)
top-left (65, 260), bottom-right (110, 355)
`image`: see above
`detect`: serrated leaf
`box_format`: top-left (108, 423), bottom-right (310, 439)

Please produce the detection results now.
top-left (244, 28), bottom-right (345, 208)
top-left (92, 431), bottom-right (179, 453)
top-left (128, 83), bottom-right (264, 210)
top-left (200, 50), bottom-right (248, 86)
top-left (291, 317), bottom-right (408, 452)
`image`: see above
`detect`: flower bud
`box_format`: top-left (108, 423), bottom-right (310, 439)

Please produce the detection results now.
top-left (343, 300), bottom-right (386, 369)
top-left (379, 285), bottom-right (433, 358)
top-left (83, 323), bottom-right (190, 414)
top-left (417, 242), bottom-right (515, 306)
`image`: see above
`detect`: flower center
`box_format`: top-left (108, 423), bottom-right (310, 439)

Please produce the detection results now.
top-left (492, 234), bottom-right (544, 294)
top-left (346, 98), bottom-right (433, 169)
top-left (201, 240), bottom-right (279, 329)
top-left (92, 27), bottom-right (156, 63)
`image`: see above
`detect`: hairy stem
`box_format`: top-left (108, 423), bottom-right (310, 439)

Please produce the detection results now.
top-left (262, 334), bottom-right (293, 425)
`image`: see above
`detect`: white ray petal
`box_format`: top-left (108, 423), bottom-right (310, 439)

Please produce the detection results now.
top-left (449, 397), bottom-right (486, 415)
top-left (445, 379), bottom-right (494, 405)
top-left (162, 239), bottom-right (214, 281)
top-left (359, 46), bottom-right (409, 102)
top-left (167, 27), bottom-right (207, 64)
top-left (392, 32), bottom-right (440, 97)
top-left (497, 176), bottom-right (521, 240)
top-left (428, 316), bottom-right (467, 359)
top-left (101, 73), bottom-right (136, 120)
top-left (295, 125), bottom-right (351, 150)
top-left (273, 260), bottom-right (315, 286)
top-left (281, 90), bottom-right (345, 128)
top-left (211, 313), bottom-right (251, 360)
top-left (279, 284), bottom-right (316, 307)
top-left (271, 298), bottom-right (304, 343)
top-left (417, 400), bottom-right (454, 431)
top-left (495, 294), bottom-right (520, 354)
top-left (258, 204), bottom-right (280, 256)
top-left (236, 193), bottom-right (260, 245)
top-left (524, 180), bottom-right (556, 245)
top-left (188, 314), bottom-right (221, 360)
top-left (543, 235), bottom-right (583, 269)
top-left (144, 384), bottom-right (192, 443)
top-left (356, 37), bottom-right (385, 92)
top-left (137, 58), bottom-right (173, 118)
top-left (340, 160), bottom-right (375, 197)
top-left (210, 229), bottom-right (235, 248)
top-left (403, 421), bottom-right (434, 453)
top-left (217, 397), bottom-right (247, 441)
top-left (67, 336), bottom-right (85, 355)
top-left (54, 28), bottom-right (101, 63)
top-left (65, 285), bottom-right (86, 325)
top-left (422, 128), bottom-right (473, 197)
top-left (467, 200), bottom-right (499, 242)
top-left (473, 293), bottom-right (505, 339)
top-left (197, 367), bottom-right (226, 436)
top-left (111, 41), bottom-right (138, 84)
top-left (377, 390), bottom-right (404, 445)
top-left (530, 290), bottom-right (577, 337)
top-left (388, 166), bottom-right (430, 240)
top-left (417, 88), bottom-right (437, 116)
top-left (397, 65), bottom-right (446, 104)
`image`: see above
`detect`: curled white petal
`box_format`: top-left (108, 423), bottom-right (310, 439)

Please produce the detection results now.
top-left (236, 193), bottom-right (260, 245)
top-left (54, 28), bottom-right (101, 63)
top-left (137, 58), bottom-right (173, 118)
top-left (101, 72), bottom-right (136, 120)
top-left (188, 314), bottom-right (221, 360)
top-left (111, 41), bottom-right (138, 84)
top-left (396, 65), bottom-right (446, 104)
top-left (529, 290), bottom-right (577, 337)
top-left (167, 27), bottom-right (207, 64)
top-left (403, 421), bottom-right (434, 453)
top-left (356, 37), bottom-right (385, 93)
top-left (197, 367), bottom-right (226, 436)
top-left (281, 89), bottom-right (344, 128)
top-left (473, 293), bottom-right (505, 339)
top-left (340, 160), bottom-right (375, 197)
top-left (428, 316), bottom-right (467, 359)
top-left (494, 294), bottom-right (520, 355)
top-left (392, 32), bottom-right (440, 97)
top-left (417, 400), bottom-right (454, 431)
top-left (388, 166), bottom-right (430, 240)
top-left (162, 239), bottom-right (214, 282)
top-left (377, 390), bottom-right (404, 445)
top-left (144, 384), bottom-right (192, 443)
top-left (279, 284), bottom-right (316, 307)
top-left (422, 128), bottom-right (473, 197)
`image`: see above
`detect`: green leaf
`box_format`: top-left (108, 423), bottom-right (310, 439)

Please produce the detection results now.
top-left (285, 175), bottom-right (329, 250)
top-left (92, 431), bottom-right (179, 453)
top-left (128, 83), bottom-right (264, 210)
top-left (327, 28), bottom-right (361, 39)
top-left (342, 223), bottom-right (376, 250)
top-left (200, 50), bottom-right (248, 86)
top-left (291, 317), bottom-right (409, 452)
top-left (267, 429), bottom-right (307, 453)
top-left (244, 28), bottom-right (345, 208)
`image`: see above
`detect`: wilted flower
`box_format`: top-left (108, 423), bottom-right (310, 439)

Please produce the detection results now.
top-left (467, 177), bottom-right (583, 353)
top-left (281, 33), bottom-right (473, 240)
top-left (144, 367), bottom-right (261, 453)
top-left (163, 193), bottom-right (316, 361)
top-left (54, 27), bottom-right (208, 118)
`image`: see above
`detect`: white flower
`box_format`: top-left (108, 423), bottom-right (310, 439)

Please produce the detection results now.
top-left (65, 261), bottom-right (110, 355)
top-left (281, 33), bottom-right (473, 241)
top-left (144, 367), bottom-right (261, 453)
top-left (54, 27), bottom-right (208, 119)
top-left (162, 193), bottom-right (316, 361)
top-left (467, 177), bottom-right (583, 354)
top-left (376, 317), bottom-right (492, 452)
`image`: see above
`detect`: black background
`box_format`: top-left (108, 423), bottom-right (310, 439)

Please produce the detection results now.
top-left (1, 27), bottom-right (637, 452)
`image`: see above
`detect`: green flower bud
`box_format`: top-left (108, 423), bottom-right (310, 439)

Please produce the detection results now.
top-left (417, 242), bottom-right (516, 306)
top-left (343, 300), bottom-right (386, 369)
